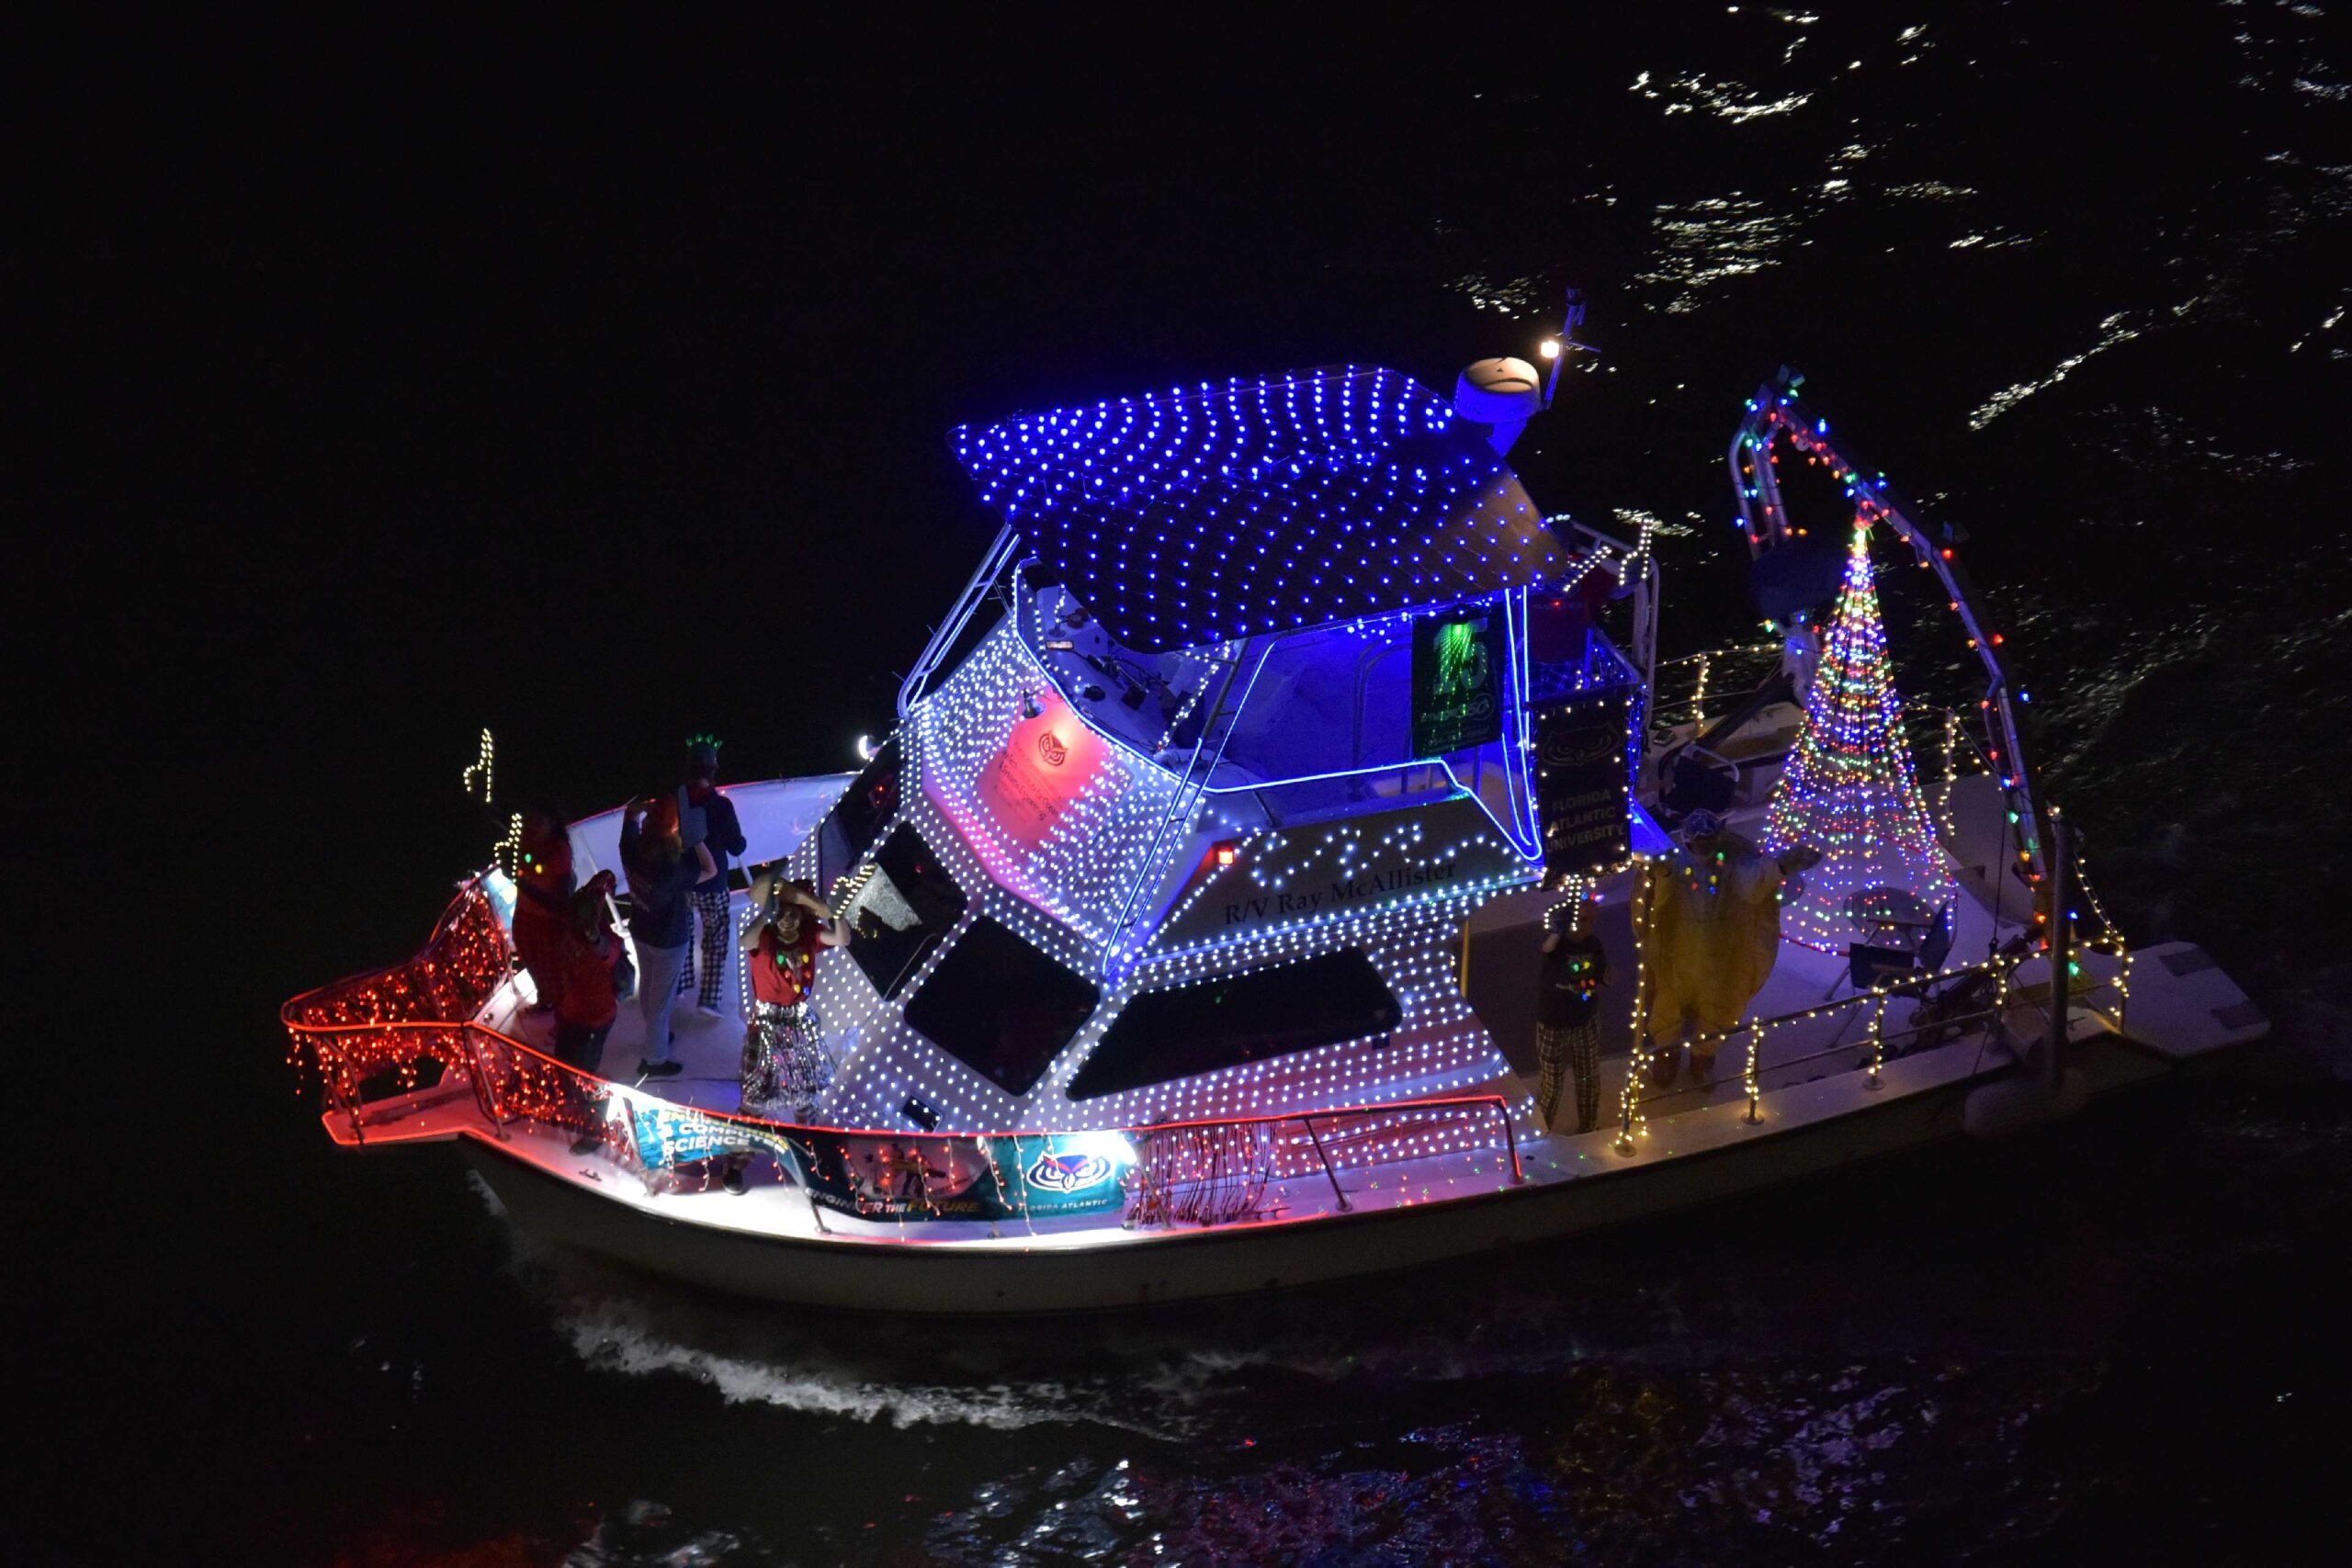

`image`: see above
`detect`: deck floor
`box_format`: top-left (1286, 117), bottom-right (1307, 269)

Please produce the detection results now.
top-left (478, 887), bottom-right (765, 1117)
top-left (1476, 804), bottom-right (2034, 1134)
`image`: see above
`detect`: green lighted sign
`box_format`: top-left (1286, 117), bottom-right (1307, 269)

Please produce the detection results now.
top-left (1411, 608), bottom-right (1503, 759)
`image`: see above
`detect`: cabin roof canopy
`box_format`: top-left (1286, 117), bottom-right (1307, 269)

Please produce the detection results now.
top-left (952, 365), bottom-right (1575, 653)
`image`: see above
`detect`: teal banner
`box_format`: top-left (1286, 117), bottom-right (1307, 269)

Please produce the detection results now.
top-left (786, 1131), bottom-right (1132, 1221)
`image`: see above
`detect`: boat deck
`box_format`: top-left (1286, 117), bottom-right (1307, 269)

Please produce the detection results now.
top-left (480, 799), bottom-right (2043, 1141)
top-left (480, 890), bottom-right (769, 1118)
top-left (308, 780), bottom-right (2262, 1287)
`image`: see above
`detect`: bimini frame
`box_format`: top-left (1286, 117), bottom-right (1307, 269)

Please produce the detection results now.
top-left (1728, 367), bottom-right (2048, 888)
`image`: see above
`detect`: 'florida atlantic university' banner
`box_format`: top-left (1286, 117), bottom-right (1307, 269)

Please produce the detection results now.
top-left (1533, 689), bottom-right (1633, 875)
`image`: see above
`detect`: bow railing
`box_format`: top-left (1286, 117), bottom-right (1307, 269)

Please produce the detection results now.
top-left (284, 885), bottom-right (1525, 1231)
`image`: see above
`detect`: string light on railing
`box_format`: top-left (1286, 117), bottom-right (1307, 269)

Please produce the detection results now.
top-left (1618, 859), bottom-right (1657, 1154)
top-left (1743, 1017), bottom-right (1770, 1122)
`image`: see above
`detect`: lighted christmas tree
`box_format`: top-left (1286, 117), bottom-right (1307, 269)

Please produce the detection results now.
top-left (1761, 521), bottom-right (1955, 951)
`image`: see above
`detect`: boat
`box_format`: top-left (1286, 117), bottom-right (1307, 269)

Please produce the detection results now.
top-left (283, 336), bottom-right (2269, 1314)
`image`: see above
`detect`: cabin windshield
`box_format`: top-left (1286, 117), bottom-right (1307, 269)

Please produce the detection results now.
top-left (1015, 573), bottom-right (1542, 838)
top-left (1210, 602), bottom-right (1529, 832)
top-left (1220, 613), bottom-right (1427, 781)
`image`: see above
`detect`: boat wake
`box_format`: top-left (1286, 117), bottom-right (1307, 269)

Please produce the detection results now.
top-left (553, 1292), bottom-right (1191, 1437)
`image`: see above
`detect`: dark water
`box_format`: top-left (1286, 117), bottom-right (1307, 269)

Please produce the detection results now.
top-left (22, 6), bottom-right (2352, 1562)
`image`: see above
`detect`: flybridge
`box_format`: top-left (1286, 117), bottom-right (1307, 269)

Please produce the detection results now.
top-left (949, 365), bottom-right (1576, 653)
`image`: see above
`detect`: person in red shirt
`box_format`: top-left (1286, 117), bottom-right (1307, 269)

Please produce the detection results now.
top-left (510, 801), bottom-right (575, 1018)
top-left (548, 873), bottom-right (623, 1156)
top-left (725, 870), bottom-right (849, 1193)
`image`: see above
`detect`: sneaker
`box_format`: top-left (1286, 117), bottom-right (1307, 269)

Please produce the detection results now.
top-left (692, 1002), bottom-right (724, 1021)
top-left (721, 1162), bottom-right (747, 1196)
top-left (639, 1058), bottom-right (684, 1079)
top-left (571, 1133), bottom-right (604, 1156)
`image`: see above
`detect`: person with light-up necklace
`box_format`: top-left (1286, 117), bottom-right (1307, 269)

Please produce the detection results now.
top-left (721, 870), bottom-right (850, 1195)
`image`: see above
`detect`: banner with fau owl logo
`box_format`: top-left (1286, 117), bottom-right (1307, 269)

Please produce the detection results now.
top-left (776, 1130), bottom-right (1133, 1221)
top-left (1411, 608), bottom-right (1504, 759)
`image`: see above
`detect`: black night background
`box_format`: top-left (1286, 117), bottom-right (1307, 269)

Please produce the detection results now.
top-left (14, 6), bottom-right (2352, 1563)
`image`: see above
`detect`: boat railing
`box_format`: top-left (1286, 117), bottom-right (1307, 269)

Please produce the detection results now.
top-left (1631, 958), bottom-right (2018, 1132)
top-left (1123, 1097), bottom-right (1524, 1227)
top-left (1621, 937), bottom-right (2135, 1141)
top-left (278, 880), bottom-right (515, 1118)
top-left (1901, 701), bottom-right (2134, 1028)
top-left (284, 883), bottom-right (1526, 1231)
top-left (1645, 640), bottom-right (1784, 746)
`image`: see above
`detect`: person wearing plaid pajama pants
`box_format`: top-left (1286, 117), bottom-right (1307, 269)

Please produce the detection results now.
top-left (674, 738), bottom-right (748, 1017)
top-left (1536, 901), bottom-right (1611, 1134)
top-left (679, 886), bottom-right (733, 1010)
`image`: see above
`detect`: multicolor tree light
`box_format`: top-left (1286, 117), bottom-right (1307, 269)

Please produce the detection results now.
top-left (1761, 521), bottom-right (1955, 950)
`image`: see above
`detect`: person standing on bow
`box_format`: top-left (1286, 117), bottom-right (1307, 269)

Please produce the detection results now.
top-left (1535, 893), bottom-right (1611, 1134)
top-left (510, 799), bottom-right (575, 1020)
top-left (619, 793), bottom-right (715, 1079)
top-left (548, 874), bottom-right (624, 1155)
top-left (674, 736), bottom-right (747, 1021)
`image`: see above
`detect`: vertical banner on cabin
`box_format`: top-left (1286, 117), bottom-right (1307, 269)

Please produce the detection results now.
top-left (1533, 690), bottom-right (1634, 875)
top-left (780, 1132), bottom-right (1132, 1221)
top-left (1411, 607), bottom-right (1505, 759)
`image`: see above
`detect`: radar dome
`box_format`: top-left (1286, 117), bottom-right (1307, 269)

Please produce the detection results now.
top-left (1453, 356), bottom-right (1544, 456)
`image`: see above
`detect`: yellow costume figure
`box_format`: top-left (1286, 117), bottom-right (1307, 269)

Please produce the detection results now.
top-left (1634, 810), bottom-right (1817, 1083)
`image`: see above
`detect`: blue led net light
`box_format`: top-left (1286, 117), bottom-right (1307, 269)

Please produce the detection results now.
top-left (952, 366), bottom-right (1577, 653)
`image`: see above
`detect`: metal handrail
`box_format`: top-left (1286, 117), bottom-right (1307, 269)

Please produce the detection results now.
top-left (287, 886), bottom-right (1530, 1234)
top-left (307, 1014), bottom-right (1524, 1178)
top-left (1635, 998), bottom-right (2013, 1114)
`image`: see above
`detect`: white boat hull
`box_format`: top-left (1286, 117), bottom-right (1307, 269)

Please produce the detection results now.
top-left (461, 1027), bottom-right (2193, 1314)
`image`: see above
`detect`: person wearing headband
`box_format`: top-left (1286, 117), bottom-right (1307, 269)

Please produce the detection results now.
top-left (722, 869), bottom-right (851, 1194)
top-left (509, 799), bottom-right (575, 1021)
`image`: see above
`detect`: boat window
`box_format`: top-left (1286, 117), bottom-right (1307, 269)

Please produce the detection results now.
top-left (902, 916), bottom-right (1102, 1096)
top-left (1216, 604), bottom-right (1510, 789)
top-left (1066, 950), bottom-right (1401, 1101)
top-left (814, 737), bottom-right (901, 887)
top-left (842, 824), bottom-right (966, 1000)
top-left (833, 738), bottom-right (900, 862)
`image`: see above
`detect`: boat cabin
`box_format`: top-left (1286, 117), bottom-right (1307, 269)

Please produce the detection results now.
top-left (759, 364), bottom-right (1651, 1137)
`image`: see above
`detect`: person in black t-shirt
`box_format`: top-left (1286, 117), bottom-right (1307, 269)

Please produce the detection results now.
top-left (675, 737), bottom-right (749, 1020)
top-left (1536, 897), bottom-right (1611, 1134)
